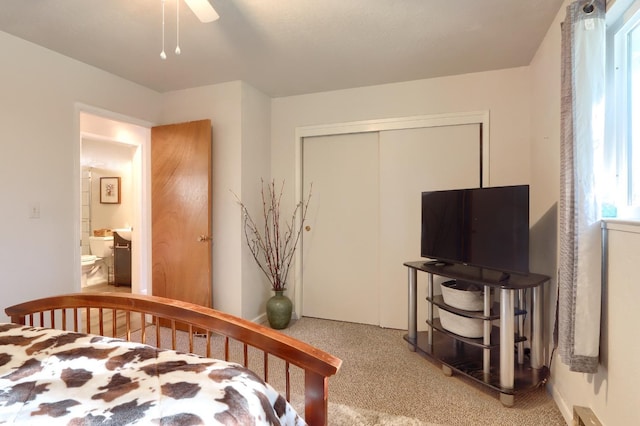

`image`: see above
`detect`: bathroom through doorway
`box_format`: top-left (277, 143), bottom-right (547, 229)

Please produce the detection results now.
top-left (78, 107), bottom-right (152, 296)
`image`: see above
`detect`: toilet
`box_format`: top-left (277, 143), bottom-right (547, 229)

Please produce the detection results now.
top-left (81, 254), bottom-right (97, 287)
top-left (82, 236), bottom-right (114, 287)
top-left (89, 236), bottom-right (114, 258)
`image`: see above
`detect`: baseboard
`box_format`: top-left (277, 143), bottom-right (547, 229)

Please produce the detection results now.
top-left (252, 312), bottom-right (268, 325)
top-left (546, 381), bottom-right (572, 424)
top-left (251, 311), bottom-right (298, 326)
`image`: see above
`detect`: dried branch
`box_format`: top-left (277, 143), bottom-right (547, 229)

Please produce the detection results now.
top-left (234, 179), bottom-right (312, 292)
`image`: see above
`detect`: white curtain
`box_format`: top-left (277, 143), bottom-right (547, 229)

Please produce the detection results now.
top-left (558, 0), bottom-right (606, 374)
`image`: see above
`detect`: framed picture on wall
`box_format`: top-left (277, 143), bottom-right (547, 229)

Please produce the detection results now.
top-left (100, 177), bottom-right (121, 204)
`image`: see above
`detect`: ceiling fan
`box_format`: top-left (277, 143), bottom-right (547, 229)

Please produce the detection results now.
top-left (161, 0), bottom-right (219, 59)
top-left (184, 0), bottom-right (219, 23)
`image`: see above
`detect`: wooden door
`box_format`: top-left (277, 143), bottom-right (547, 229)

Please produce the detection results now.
top-left (151, 120), bottom-right (212, 307)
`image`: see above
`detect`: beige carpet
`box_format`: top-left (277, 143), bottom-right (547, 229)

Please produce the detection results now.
top-left (326, 402), bottom-right (440, 426)
top-left (280, 317), bottom-right (567, 426)
top-left (130, 317), bottom-right (565, 425)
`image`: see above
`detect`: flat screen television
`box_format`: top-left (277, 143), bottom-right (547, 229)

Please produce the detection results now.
top-left (420, 185), bottom-right (530, 276)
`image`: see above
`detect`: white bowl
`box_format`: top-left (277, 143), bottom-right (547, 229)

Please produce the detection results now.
top-left (440, 280), bottom-right (484, 311)
top-left (438, 308), bottom-right (484, 338)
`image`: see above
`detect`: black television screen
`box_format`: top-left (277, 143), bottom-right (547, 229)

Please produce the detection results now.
top-left (420, 185), bottom-right (530, 275)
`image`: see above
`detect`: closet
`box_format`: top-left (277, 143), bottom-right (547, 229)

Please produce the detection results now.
top-left (302, 121), bottom-right (484, 328)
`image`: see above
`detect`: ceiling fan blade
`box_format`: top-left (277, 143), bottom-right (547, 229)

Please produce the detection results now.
top-left (184, 0), bottom-right (219, 23)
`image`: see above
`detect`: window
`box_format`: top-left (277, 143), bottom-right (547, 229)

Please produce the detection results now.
top-left (609, 0), bottom-right (640, 217)
top-left (629, 19), bottom-right (640, 204)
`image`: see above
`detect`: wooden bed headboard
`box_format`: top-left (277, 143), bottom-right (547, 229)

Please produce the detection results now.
top-left (5, 292), bottom-right (342, 426)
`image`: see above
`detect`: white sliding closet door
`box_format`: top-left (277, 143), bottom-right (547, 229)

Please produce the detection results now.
top-left (378, 125), bottom-right (480, 329)
top-left (302, 132), bottom-right (380, 324)
top-left (302, 123), bottom-right (481, 327)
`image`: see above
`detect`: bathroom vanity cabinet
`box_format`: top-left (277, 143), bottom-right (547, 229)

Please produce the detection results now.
top-left (113, 231), bottom-right (131, 287)
top-left (403, 260), bottom-right (549, 406)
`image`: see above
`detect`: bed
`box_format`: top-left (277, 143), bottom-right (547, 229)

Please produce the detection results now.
top-left (1, 293), bottom-right (342, 425)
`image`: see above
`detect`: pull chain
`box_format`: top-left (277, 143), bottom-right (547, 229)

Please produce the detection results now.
top-left (160, 0), bottom-right (167, 59)
top-left (175, 0), bottom-right (181, 55)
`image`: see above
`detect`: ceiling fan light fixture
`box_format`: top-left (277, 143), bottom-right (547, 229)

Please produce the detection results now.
top-left (184, 0), bottom-right (219, 23)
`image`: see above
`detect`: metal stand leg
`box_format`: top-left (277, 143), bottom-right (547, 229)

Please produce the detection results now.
top-left (517, 289), bottom-right (525, 365)
top-left (500, 393), bottom-right (515, 407)
top-left (408, 268), bottom-right (417, 351)
top-left (442, 365), bottom-right (453, 376)
top-left (427, 273), bottom-right (433, 346)
top-left (500, 288), bottom-right (515, 407)
top-left (531, 285), bottom-right (543, 369)
top-left (483, 285), bottom-right (491, 379)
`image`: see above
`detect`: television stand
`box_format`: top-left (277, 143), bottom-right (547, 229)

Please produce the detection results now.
top-left (425, 260), bottom-right (449, 267)
top-left (403, 261), bottom-right (550, 406)
top-left (499, 272), bottom-right (511, 282)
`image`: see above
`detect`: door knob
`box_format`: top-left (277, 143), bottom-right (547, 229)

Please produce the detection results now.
top-left (197, 235), bottom-right (212, 242)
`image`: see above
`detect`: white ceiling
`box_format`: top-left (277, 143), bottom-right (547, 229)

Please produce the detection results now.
top-left (0, 0), bottom-right (564, 98)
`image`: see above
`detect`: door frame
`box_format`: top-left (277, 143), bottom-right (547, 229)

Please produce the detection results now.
top-left (293, 110), bottom-right (491, 316)
top-left (75, 103), bottom-right (153, 295)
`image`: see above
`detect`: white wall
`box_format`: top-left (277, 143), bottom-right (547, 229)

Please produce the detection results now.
top-left (0, 31), bottom-right (161, 323)
top-left (82, 140), bottom-right (136, 232)
top-left (528, 0), bottom-right (564, 412)
top-left (240, 83), bottom-right (272, 319)
top-left (600, 222), bottom-right (640, 424)
top-left (530, 1), bottom-right (640, 424)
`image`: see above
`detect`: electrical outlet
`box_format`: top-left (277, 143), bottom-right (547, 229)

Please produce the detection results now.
top-left (29, 202), bottom-right (40, 219)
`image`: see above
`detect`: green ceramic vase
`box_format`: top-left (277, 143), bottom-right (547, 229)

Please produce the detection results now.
top-left (266, 290), bottom-right (292, 329)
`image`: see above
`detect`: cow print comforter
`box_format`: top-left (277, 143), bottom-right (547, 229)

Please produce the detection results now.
top-left (0, 323), bottom-right (305, 425)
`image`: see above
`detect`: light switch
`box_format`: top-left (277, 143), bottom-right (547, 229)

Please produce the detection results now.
top-left (29, 202), bottom-right (40, 219)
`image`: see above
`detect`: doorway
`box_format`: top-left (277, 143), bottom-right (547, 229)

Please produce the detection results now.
top-left (77, 108), bottom-right (152, 295)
